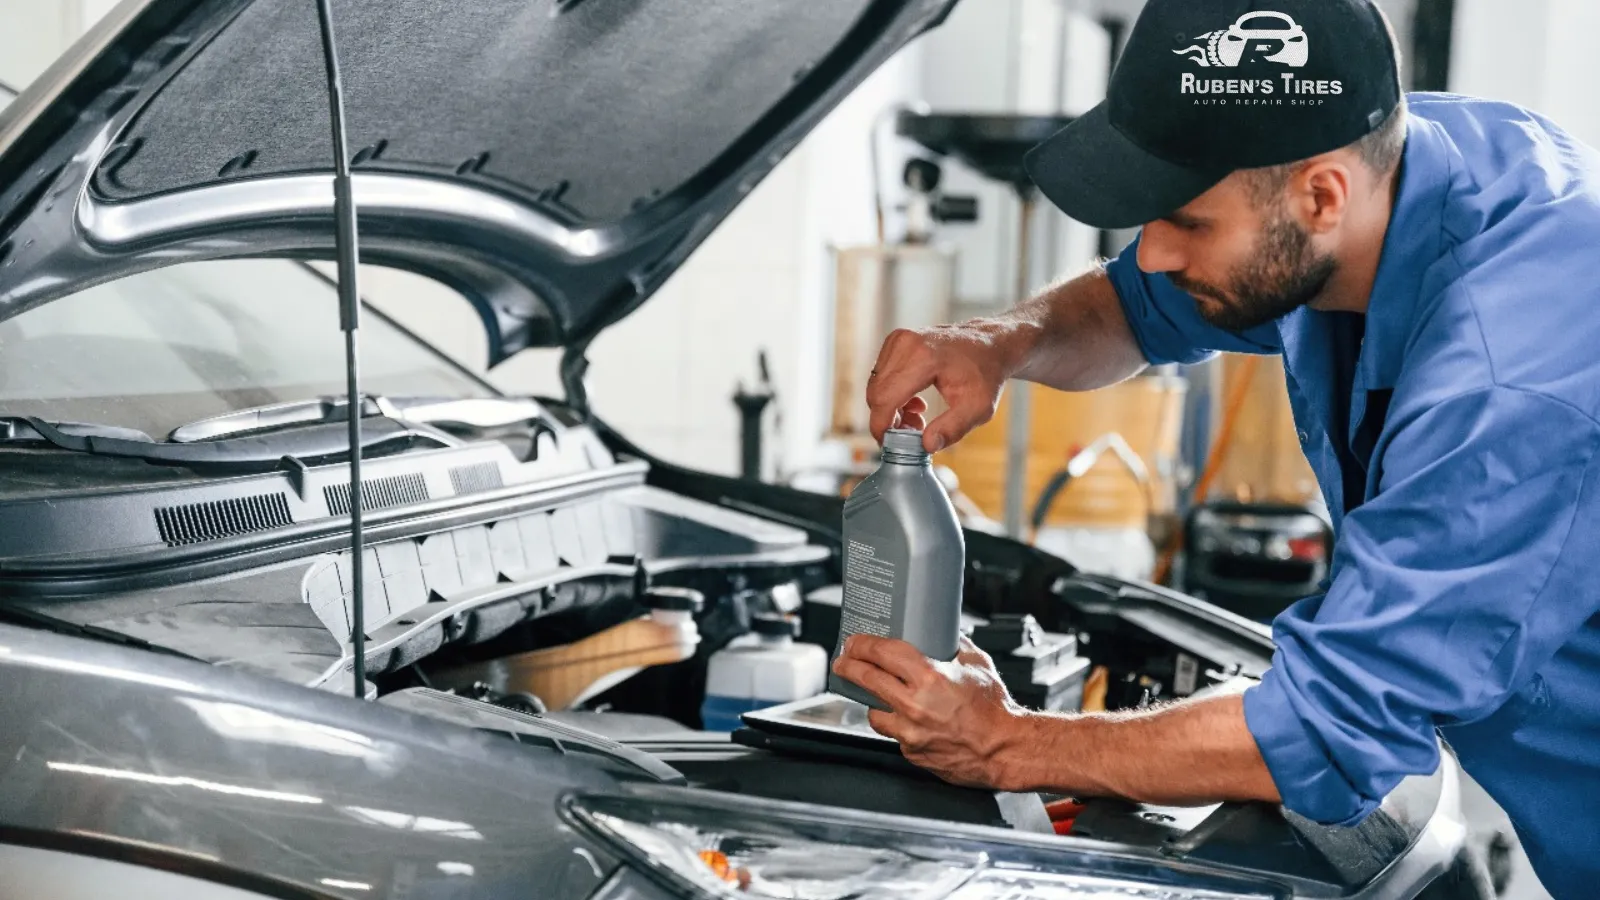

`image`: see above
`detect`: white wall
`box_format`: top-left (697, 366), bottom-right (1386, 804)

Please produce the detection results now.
top-left (912, 0), bottom-right (1026, 311)
top-left (0, 1), bottom-right (106, 90)
top-left (1451, 0), bottom-right (1600, 148)
top-left (0, 3), bottom-right (69, 89)
top-left (910, 0), bottom-right (1113, 316)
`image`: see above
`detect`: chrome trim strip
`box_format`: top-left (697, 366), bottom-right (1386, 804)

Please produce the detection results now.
top-left (80, 172), bottom-right (614, 260)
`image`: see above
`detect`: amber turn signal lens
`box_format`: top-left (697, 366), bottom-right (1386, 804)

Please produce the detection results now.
top-left (698, 849), bottom-right (736, 882)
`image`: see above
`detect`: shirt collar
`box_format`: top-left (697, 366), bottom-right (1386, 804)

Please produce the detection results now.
top-left (1358, 112), bottom-right (1454, 390)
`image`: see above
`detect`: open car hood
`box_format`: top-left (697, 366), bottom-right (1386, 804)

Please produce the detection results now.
top-left (0, 0), bottom-right (954, 368)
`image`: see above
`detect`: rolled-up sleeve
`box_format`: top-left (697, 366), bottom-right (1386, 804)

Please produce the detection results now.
top-left (1103, 235), bottom-right (1282, 366)
top-left (1244, 385), bottom-right (1600, 825)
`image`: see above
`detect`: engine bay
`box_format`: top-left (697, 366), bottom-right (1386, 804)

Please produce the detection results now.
top-left (0, 410), bottom-right (1437, 893)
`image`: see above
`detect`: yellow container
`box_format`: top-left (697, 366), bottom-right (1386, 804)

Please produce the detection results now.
top-left (1209, 355), bottom-right (1320, 505)
top-left (431, 615), bottom-right (699, 711)
top-left (936, 375), bottom-right (1187, 531)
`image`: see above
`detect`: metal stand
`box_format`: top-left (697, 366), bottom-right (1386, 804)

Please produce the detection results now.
top-left (732, 350), bottom-right (776, 482)
top-left (894, 113), bottom-right (1075, 539)
top-left (1002, 191), bottom-right (1038, 538)
top-left (734, 388), bottom-right (772, 481)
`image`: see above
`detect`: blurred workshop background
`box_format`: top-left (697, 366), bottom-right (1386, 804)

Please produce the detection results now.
top-left (5, 2), bottom-right (1593, 896)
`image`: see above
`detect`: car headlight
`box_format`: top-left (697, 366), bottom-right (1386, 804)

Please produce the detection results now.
top-left (564, 787), bottom-right (1281, 900)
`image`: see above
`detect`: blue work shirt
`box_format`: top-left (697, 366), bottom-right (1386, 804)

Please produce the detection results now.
top-left (1104, 93), bottom-right (1600, 896)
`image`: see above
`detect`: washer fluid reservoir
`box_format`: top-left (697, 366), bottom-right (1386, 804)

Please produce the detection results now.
top-left (701, 614), bottom-right (827, 731)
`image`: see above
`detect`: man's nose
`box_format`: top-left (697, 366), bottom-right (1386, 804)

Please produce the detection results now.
top-left (1136, 222), bottom-right (1186, 274)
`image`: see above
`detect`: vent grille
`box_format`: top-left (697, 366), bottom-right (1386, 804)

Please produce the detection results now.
top-left (449, 462), bottom-right (504, 496)
top-left (324, 472), bottom-right (430, 517)
top-left (155, 493), bottom-right (293, 546)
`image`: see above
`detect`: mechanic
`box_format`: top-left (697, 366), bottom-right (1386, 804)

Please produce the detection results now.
top-left (831, 0), bottom-right (1600, 894)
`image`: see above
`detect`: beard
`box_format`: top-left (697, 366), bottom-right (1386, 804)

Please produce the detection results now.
top-left (1169, 211), bottom-right (1337, 333)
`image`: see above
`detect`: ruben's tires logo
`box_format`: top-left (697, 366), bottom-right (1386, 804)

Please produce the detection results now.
top-left (1174, 11), bottom-right (1309, 68)
top-left (1174, 10), bottom-right (1337, 103)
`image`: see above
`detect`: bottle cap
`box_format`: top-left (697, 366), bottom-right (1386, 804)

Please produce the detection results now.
top-left (882, 427), bottom-right (930, 463)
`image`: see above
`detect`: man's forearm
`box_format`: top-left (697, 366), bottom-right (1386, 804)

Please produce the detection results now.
top-left (990, 265), bottom-right (1151, 393)
top-left (992, 694), bottom-right (1282, 807)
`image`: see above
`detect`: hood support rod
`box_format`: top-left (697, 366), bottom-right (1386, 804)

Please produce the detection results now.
top-left (314, 0), bottom-right (369, 699)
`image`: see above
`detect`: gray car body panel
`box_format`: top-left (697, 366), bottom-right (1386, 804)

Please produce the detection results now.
top-left (0, 621), bottom-right (1465, 899)
top-left (0, 622), bottom-right (638, 899)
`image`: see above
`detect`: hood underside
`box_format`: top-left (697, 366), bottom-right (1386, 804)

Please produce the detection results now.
top-left (0, 0), bottom-right (954, 364)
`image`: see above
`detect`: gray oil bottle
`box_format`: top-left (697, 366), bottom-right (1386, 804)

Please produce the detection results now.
top-left (828, 428), bottom-right (965, 711)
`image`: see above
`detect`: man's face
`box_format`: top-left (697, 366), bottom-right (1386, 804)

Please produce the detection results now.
top-left (1137, 174), bottom-right (1338, 332)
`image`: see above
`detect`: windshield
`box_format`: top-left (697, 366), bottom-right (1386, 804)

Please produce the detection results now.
top-left (0, 259), bottom-right (494, 438)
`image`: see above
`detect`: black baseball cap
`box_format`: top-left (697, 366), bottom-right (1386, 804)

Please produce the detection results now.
top-left (1024, 0), bottom-right (1401, 229)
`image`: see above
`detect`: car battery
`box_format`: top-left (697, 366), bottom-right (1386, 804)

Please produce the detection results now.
top-left (969, 614), bottom-right (1090, 712)
top-left (1182, 501), bottom-right (1333, 623)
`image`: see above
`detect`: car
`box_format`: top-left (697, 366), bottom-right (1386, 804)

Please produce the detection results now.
top-left (1219, 12), bottom-right (1311, 68)
top-left (0, 1), bottom-right (1470, 898)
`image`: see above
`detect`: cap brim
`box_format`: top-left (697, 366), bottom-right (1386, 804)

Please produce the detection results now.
top-left (1024, 102), bottom-right (1229, 230)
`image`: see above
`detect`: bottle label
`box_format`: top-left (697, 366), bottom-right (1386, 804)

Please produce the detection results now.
top-left (839, 536), bottom-right (898, 641)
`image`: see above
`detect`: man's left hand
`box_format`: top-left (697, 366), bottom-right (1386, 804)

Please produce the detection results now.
top-left (831, 633), bottom-right (1028, 790)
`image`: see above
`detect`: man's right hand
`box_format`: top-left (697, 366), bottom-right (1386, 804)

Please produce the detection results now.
top-left (866, 321), bottom-right (1027, 454)
top-left (866, 267), bottom-right (1148, 454)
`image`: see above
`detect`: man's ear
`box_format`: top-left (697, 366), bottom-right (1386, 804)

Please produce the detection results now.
top-left (1290, 159), bottom-right (1352, 234)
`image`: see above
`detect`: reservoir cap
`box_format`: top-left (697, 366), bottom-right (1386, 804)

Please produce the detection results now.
top-left (642, 587), bottom-right (705, 613)
top-left (751, 613), bottom-right (799, 638)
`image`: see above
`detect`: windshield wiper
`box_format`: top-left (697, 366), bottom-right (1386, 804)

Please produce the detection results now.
top-left (0, 418), bottom-right (157, 444)
top-left (167, 396), bottom-right (383, 443)
top-left (170, 395), bottom-right (559, 452)
top-left (1, 415), bottom-right (451, 475)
